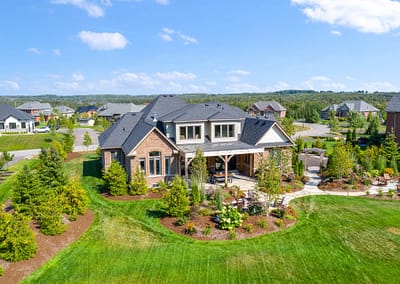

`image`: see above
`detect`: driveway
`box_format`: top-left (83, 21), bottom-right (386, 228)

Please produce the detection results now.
top-left (73, 128), bottom-right (99, 152)
top-left (292, 122), bottom-right (332, 139)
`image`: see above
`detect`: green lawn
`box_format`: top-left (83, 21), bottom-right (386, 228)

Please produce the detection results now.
top-left (0, 156), bottom-right (398, 283)
top-left (0, 133), bottom-right (64, 151)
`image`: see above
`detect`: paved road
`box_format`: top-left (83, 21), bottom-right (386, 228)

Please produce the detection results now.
top-left (72, 128), bottom-right (99, 152)
top-left (292, 122), bottom-right (331, 139)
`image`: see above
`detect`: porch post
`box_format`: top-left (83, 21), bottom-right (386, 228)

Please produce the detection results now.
top-left (219, 155), bottom-right (234, 185)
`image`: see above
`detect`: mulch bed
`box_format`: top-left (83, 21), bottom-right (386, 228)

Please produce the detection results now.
top-left (64, 152), bottom-right (83, 162)
top-left (161, 214), bottom-right (296, 241)
top-left (0, 210), bottom-right (94, 284)
top-left (318, 178), bottom-right (370, 192)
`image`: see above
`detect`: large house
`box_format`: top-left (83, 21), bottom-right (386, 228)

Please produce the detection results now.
top-left (320, 100), bottom-right (379, 119)
top-left (385, 96), bottom-right (400, 144)
top-left (248, 101), bottom-right (287, 118)
top-left (99, 95), bottom-right (295, 187)
top-left (76, 106), bottom-right (97, 118)
top-left (97, 103), bottom-right (145, 122)
top-left (0, 104), bottom-right (35, 134)
top-left (17, 101), bottom-right (54, 123)
top-left (55, 105), bottom-right (75, 118)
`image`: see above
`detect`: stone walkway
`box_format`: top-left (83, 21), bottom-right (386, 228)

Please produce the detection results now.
top-left (206, 167), bottom-right (400, 207)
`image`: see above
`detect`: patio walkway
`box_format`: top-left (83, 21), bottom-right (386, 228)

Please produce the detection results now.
top-left (205, 167), bottom-right (400, 207)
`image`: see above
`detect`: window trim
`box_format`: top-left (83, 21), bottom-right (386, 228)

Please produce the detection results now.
top-left (149, 151), bottom-right (162, 176)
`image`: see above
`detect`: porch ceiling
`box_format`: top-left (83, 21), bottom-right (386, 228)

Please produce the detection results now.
top-left (179, 142), bottom-right (264, 158)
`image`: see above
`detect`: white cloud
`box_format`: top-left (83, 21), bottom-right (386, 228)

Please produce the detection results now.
top-left (54, 81), bottom-right (80, 91)
top-left (159, 27), bottom-right (198, 44)
top-left (27, 47), bottom-right (40, 54)
top-left (154, 71), bottom-right (196, 80)
top-left (0, 80), bottom-right (20, 91)
top-left (78, 31), bottom-right (128, 50)
top-left (292, 0), bottom-right (400, 34)
top-left (101, 0), bottom-right (112, 7)
top-left (225, 83), bottom-right (260, 93)
top-left (72, 73), bottom-right (85, 81)
top-left (156, 0), bottom-right (169, 5)
top-left (52, 49), bottom-right (62, 56)
top-left (330, 30), bottom-right (342, 36)
top-left (363, 81), bottom-right (398, 92)
top-left (51, 0), bottom-right (105, 18)
top-left (345, 76), bottom-right (356, 81)
top-left (300, 75), bottom-right (347, 91)
top-left (229, 69), bottom-right (251, 76)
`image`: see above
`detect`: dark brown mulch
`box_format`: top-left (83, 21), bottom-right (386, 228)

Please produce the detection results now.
top-left (0, 210), bottom-right (94, 284)
top-left (102, 190), bottom-right (165, 201)
top-left (318, 179), bottom-right (370, 192)
top-left (64, 152), bottom-right (83, 162)
top-left (160, 214), bottom-right (296, 241)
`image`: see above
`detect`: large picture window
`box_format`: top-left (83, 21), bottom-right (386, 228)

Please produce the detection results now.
top-left (9, 123), bottom-right (17, 129)
top-left (149, 151), bottom-right (161, 176)
top-left (214, 124), bottom-right (234, 138)
top-left (179, 125), bottom-right (201, 140)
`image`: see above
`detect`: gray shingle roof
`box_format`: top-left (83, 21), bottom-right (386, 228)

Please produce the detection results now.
top-left (97, 103), bottom-right (145, 117)
top-left (160, 102), bottom-right (248, 122)
top-left (339, 100), bottom-right (378, 112)
top-left (385, 96), bottom-right (400, 112)
top-left (17, 101), bottom-right (52, 110)
top-left (76, 105), bottom-right (97, 113)
top-left (56, 105), bottom-right (74, 114)
top-left (253, 101), bottom-right (286, 112)
top-left (0, 104), bottom-right (34, 121)
top-left (241, 118), bottom-right (275, 145)
top-left (141, 94), bottom-right (188, 125)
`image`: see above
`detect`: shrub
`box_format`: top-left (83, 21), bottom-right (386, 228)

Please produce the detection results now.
top-left (366, 190), bottom-right (370, 196)
top-left (241, 212), bottom-right (249, 221)
top-left (245, 223), bottom-right (253, 233)
top-left (388, 189), bottom-right (395, 198)
top-left (215, 187), bottom-right (223, 211)
top-left (228, 230), bottom-right (236, 240)
top-left (0, 211), bottom-right (38, 262)
top-left (384, 168), bottom-right (394, 176)
top-left (103, 161), bottom-right (128, 196)
top-left (129, 166), bottom-right (148, 196)
top-left (0, 265), bottom-right (3, 276)
top-left (218, 205), bottom-right (243, 230)
top-left (60, 176), bottom-right (89, 221)
top-left (275, 219), bottom-right (284, 228)
top-left (284, 185), bottom-right (293, 193)
top-left (257, 219), bottom-right (268, 228)
top-left (361, 178), bottom-right (371, 186)
top-left (199, 208), bottom-right (214, 216)
top-left (377, 188), bottom-right (384, 197)
top-left (203, 224), bottom-right (212, 236)
top-left (161, 176), bottom-right (190, 218)
top-left (184, 222), bottom-right (197, 235)
top-left (175, 216), bottom-right (188, 226)
top-left (284, 206), bottom-right (298, 220)
top-left (271, 208), bottom-right (285, 219)
top-left (370, 170), bottom-right (379, 178)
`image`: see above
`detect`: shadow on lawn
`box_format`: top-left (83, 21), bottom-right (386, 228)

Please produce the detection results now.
top-left (146, 209), bottom-right (165, 219)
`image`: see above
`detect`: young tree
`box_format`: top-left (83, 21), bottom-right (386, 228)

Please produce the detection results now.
top-left (103, 160), bottom-right (128, 196)
top-left (347, 111), bottom-right (366, 134)
top-left (279, 116), bottom-right (295, 136)
top-left (1, 151), bottom-right (14, 169)
top-left (383, 131), bottom-right (400, 164)
top-left (129, 166), bottom-right (148, 195)
top-left (35, 195), bottom-right (66, 235)
top-left (161, 176), bottom-right (190, 218)
top-left (366, 114), bottom-right (380, 135)
top-left (327, 144), bottom-right (355, 180)
top-left (190, 148), bottom-right (208, 202)
top-left (328, 109), bottom-right (340, 132)
top-left (256, 156), bottom-right (281, 202)
top-left (37, 147), bottom-right (68, 194)
top-left (83, 131), bottom-right (92, 152)
top-left (63, 129), bottom-right (75, 154)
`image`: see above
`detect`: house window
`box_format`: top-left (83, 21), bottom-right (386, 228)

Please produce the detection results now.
top-left (9, 123), bottom-right (16, 129)
top-left (165, 156), bottom-right (171, 175)
top-left (110, 150), bottom-right (121, 163)
top-left (139, 158), bottom-right (146, 173)
top-left (179, 125), bottom-right (201, 140)
top-left (21, 122), bottom-right (26, 129)
top-left (214, 124), bottom-right (235, 138)
top-left (149, 151), bottom-right (161, 176)
top-left (0, 123), bottom-right (4, 129)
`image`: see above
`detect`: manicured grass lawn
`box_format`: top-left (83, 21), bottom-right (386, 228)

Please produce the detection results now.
top-left (0, 133), bottom-right (64, 151)
top-left (2, 156), bottom-right (398, 283)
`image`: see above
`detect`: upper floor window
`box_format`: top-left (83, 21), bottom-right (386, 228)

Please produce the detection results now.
top-left (179, 125), bottom-right (201, 140)
top-left (149, 151), bottom-right (161, 176)
top-left (214, 124), bottom-right (234, 138)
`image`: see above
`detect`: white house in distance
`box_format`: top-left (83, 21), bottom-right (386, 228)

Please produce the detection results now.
top-left (0, 104), bottom-right (35, 134)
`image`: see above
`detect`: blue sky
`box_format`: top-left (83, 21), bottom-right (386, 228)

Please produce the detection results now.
top-left (2, 0), bottom-right (400, 96)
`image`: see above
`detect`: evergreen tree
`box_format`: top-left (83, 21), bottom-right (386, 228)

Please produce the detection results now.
top-left (190, 181), bottom-right (201, 207)
top-left (383, 131), bottom-right (400, 162)
top-left (103, 160), bottom-right (128, 196)
top-left (63, 129), bottom-right (75, 153)
top-left (1, 151), bottom-right (14, 169)
top-left (37, 147), bottom-right (68, 194)
top-left (129, 166), bottom-right (148, 195)
top-left (256, 156), bottom-right (281, 202)
top-left (190, 148), bottom-right (208, 185)
top-left (346, 129), bottom-right (353, 143)
top-left (161, 176), bottom-right (190, 217)
top-left (60, 176), bottom-right (89, 221)
top-left (0, 208), bottom-right (37, 261)
top-left (366, 114), bottom-right (380, 135)
top-left (35, 195), bottom-right (66, 235)
top-left (327, 144), bottom-right (354, 179)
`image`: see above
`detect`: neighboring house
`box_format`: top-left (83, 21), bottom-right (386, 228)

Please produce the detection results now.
top-left (97, 103), bottom-right (145, 122)
top-left (17, 101), bottom-right (54, 123)
top-left (385, 96), bottom-right (400, 144)
top-left (56, 105), bottom-right (75, 118)
top-left (79, 118), bottom-right (95, 127)
top-left (99, 95), bottom-right (295, 187)
top-left (76, 106), bottom-right (97, 118)
top-left (248, 101), bottom-right (287, 118)
top-left (0, 104), bottom-right (35, 133)
top-left (320, 100), bottom-right (379, 119)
